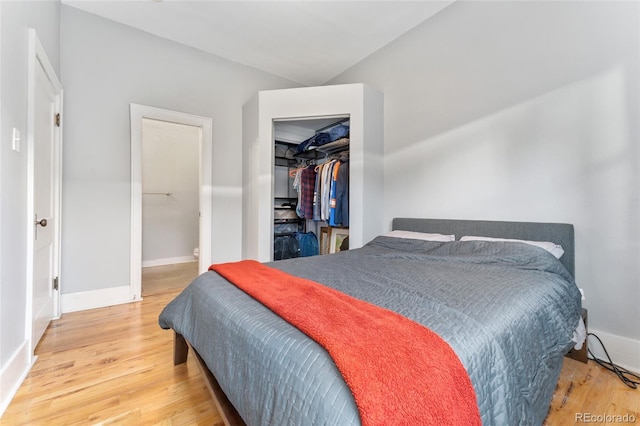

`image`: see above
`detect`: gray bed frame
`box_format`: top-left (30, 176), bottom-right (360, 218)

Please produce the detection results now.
top-left (175, 217), bottom-right (576, 426)
top-left (392, 218), bottom-right (575, 278)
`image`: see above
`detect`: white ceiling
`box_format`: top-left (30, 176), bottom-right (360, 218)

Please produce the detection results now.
top-left (61, 0), bottom-right (454, 86)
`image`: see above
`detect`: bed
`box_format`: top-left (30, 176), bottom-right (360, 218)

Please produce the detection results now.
top-left (159, 218), bottom-right (583, 425)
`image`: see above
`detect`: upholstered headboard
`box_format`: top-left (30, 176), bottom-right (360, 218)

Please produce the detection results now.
top-left (392, 218), bottom-right (575, 278)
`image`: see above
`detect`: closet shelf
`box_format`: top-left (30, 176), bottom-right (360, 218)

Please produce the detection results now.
top-left (294, 138), bottom-right (349, 160)
top-left (274, 140), bottom-right (299, 166)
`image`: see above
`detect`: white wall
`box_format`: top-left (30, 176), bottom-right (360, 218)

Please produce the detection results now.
top-left (59, 6), bottom-right (299, 301)
top-left (330, 1), bottom-right (640, 369)
top-left (141, 119), bottom-right (199, 265)
top-left (0, 0), bottom-right (60, 415)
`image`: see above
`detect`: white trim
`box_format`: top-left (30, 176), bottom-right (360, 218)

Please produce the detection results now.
top-left (588, 328), bottom-right (640, 374)
top-left (0, 341), bottom-right (35, 417)
top-left (25, 31), bottom-right (36, 362)
top-left (0, 8), bottom-right (3, 398)
top-left (142, 257), bottom-right (197, 268)
top-left (61, 286), bottom-right (132, 314)
top-left (129, 104), bottom-right (213, 301)
top-left (26, 29), bottom-right (63, 355)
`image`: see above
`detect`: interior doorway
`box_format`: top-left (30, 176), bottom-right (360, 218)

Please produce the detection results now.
top-left (140, 119), bottom-right (200, 295)
top-left (129, 105), bottom-right (213, 300)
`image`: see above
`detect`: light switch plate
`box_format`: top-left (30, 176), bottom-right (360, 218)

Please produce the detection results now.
top-left (12, 128), bottom-right (20, 152)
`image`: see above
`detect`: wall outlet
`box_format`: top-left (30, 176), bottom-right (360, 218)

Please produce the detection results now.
top-left (12, 128), bottom-right (20, 152)
top-left (579, 288), bottom-right (585, 301)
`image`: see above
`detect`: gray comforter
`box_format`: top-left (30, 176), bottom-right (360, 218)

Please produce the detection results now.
top-left (159, 236), bottom-right (582, 425)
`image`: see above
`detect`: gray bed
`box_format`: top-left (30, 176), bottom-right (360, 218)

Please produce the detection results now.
top-left (159, 218), bottom-right (582, 425)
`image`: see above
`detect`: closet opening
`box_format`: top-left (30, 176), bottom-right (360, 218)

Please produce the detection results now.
top-left (272, 115), bottom-right (350, 261)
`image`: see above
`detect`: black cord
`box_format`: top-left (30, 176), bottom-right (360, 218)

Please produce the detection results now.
top-left (587, 332), bottom-right (640, 389)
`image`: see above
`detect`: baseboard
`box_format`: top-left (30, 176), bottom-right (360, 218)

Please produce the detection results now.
top-left (61, 285), bottom-right (135, 313)
top-left (0, 341), bottom-right (35, 417)
top-left (588, 328), bottom-right (640, 374)
top-left (142, 256), bottom-right (196, 268)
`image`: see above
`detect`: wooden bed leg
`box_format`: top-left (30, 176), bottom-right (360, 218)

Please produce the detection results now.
top-left (172, 332), bottom-right (246, 425)
top-left (174, 332), bottom-right (189, 365)
top-left (192, 349), bottom-right (246, 426)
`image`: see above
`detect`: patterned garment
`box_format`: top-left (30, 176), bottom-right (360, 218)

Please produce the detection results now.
top-left (298, 166), bottom-right (316, 219)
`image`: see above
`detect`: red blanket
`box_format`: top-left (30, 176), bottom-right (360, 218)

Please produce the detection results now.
top-left (210, 260), bottom-right (481, 426)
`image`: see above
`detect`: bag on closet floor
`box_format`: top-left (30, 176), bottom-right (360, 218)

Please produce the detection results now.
top-left (274, 235), bottom-right (300, 260)
top-left (295, 232), bottom-right (319, 257)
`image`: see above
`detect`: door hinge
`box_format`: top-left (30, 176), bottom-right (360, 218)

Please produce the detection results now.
top-left (55, 113), bottom-right (61, 127)
top-left (53, 276), bottom-right (59, 291)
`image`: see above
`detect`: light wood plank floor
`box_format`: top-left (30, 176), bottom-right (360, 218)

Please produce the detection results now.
top-left (142, 261), bottom-right (198, 296)
top-left (1, 289), bottom-right (222, 426)
top-left (2, 286), bottom-right (639, 425)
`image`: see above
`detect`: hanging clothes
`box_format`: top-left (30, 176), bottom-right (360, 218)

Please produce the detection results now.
top-left (304, 155), bottom-right (349, 226)
top-left (292, 168), bottom-right (302, 217)
top-left (313, 165), bottom-right (322, 221)
top-left (319, 162), bottom-right (329, 221)
top-left (333, 160), bottom-right (349, 226)
top-left (321, 160), bottom-right (336, 221)
top-left (298, 165), bottom-right (316, 219)
top-left (328, 161), bottom-right (341, 226)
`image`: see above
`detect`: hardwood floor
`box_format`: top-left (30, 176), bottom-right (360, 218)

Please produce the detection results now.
top-left (2, 281), bottom-right (638, 425)
top-left (0, 289), bottom-right (222, 426)
top-left (545, 357), bottom-right (640, 425)
top-left (142, 261), bottom-right (198, 296)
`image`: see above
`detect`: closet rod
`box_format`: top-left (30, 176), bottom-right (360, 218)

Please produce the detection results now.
top-left (143, 192), bottom-right (173, 196)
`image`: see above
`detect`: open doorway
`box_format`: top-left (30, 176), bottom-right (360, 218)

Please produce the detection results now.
top-left (140, 119), bottom-right (200, 296)
top-left (130, 105), bottom-right (212, 300)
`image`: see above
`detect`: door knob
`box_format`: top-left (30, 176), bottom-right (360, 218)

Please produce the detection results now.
top-left (36, 218), bottom-right (47, 227)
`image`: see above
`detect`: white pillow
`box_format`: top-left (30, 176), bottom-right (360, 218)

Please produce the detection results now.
top-left (459, 236), bottom-right (564, 259)
top-left (385, 230), bottom-right (455, 242)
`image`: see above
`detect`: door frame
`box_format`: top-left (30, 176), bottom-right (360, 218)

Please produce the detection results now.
top-left (129, 104), bottom-right (212, 300)
top-left (26, 29), bottom-right (63, 354)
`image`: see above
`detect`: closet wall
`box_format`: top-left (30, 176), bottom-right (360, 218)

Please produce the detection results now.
top-left (242, 84), bottom-right (384, 262)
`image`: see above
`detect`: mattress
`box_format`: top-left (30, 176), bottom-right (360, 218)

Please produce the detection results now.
top-left (159, 236), bottom-right (582, 425)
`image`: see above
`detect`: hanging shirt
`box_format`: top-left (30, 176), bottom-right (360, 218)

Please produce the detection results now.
top-left (320, 162), bottom-right (329, 221)
top-left (329, 162), bottom-right (341, 226)
top-left (298, 165), bottom-right (316, 219)
top-left (292, 168), bottom-right (302, 217)
top-left (321, 161), bottom-right (335, 221)
top-left (334, 160), bottom-right (349, 227)
top-left (313, 165), bottom-right (322, 221)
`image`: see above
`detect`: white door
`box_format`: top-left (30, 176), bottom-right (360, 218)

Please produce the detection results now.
top-left (31, 41), bottom-right (61, 350)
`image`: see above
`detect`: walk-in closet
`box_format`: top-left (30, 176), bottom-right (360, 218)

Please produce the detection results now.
top-left (273, 117), bottom-right (351, 260)
top-left (242, 83), bottom-right (384, 262)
